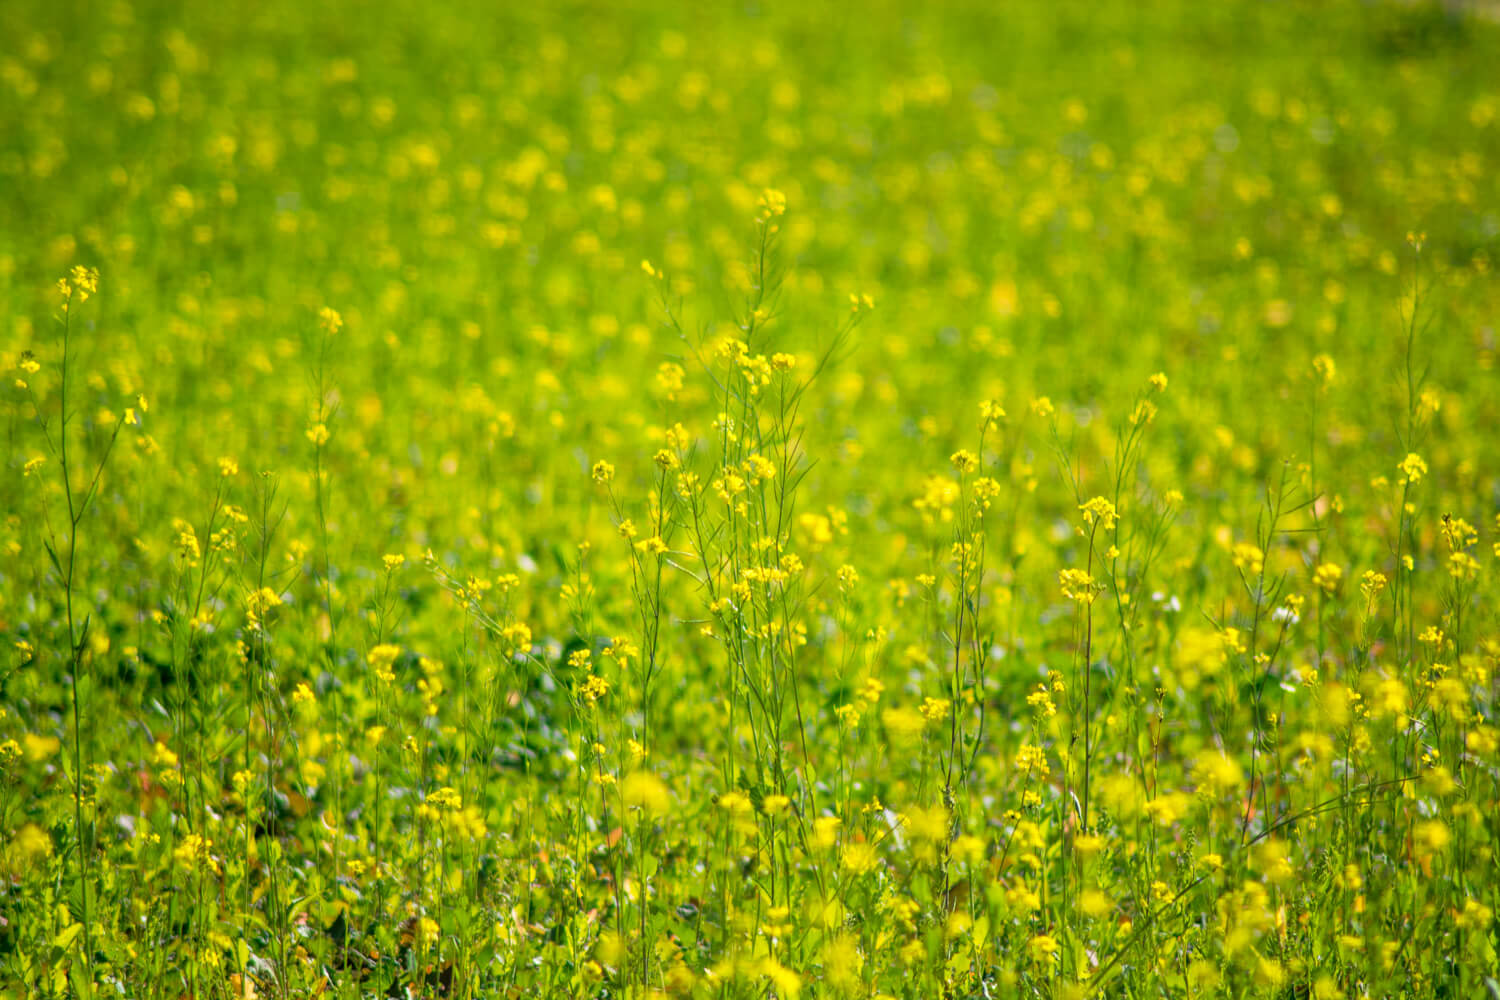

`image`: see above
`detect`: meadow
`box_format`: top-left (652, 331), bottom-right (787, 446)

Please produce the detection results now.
top-left (2, 0), bottom-right (1499, 996)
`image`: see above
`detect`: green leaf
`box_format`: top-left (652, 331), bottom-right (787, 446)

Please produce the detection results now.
top-left (52, 922), bottom-right (83, 952)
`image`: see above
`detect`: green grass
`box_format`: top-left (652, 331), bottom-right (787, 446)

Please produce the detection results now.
top-left (2, 0), bottom-right (1499, 997)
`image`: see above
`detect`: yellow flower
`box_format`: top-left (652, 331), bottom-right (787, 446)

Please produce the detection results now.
top-left (821, 933), bottom-right (862, 989)
top-left (1312, 353), bottom-right (1336, 386)
top-left (1059, 567), bottom-right (1099, 603)
top-left (621, 771), bottom-right (671, 816)
top-left (841, 840), bottom-right (879, 875)
top-left (1193, 750), bottom-right (1244, 794)
top-left (579, 673), bottom-right (609, 704)
top-left (1313, 563), bottom-right (1343, 595)
top-left (1414, 819), bottom-right (1450, 858)
top-left (810, 815), bottom-right (842, 849)
top-left (1028, 934), bottom-right (1060, 964)
top-left (1398, 452), bottom-right (1427, 484)
top-left (758, 957), bottom-right (799, 998)
top-left (919, 697), bottom-right (950, 722)
top-left (1079, 889), bottom-right (1113, 919)
top-left (760, 794), bottom-right (791, 816)
top-left (8, 824), bottom-right (53, 868)
top-left (881, 705), bottom-right (927, 745)
top-left (367, 643), bottom-right (400, 683)
top-left (1079, 496), bottom-right (1118, 531)
top-left (904, 803), bottom-right (949, 843)
top-left (1232, 542), bottom-right (1264, 575)
top-left (950, 449), bottom-right (979, 474)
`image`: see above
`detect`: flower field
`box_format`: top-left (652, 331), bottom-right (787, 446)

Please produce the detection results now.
top-left (2, 0), bottom-right (1500, 996)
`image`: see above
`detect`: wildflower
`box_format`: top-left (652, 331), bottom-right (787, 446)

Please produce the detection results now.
top-left (579, 673), bottom-right (609, 704)
top-left (1449, 552), bottom-right (1480, 580)
top-left (1024, 686), bottom-right (1056, 719)
top-left (58, 265), bottom-right (100, 307)
top-left (1232, 541), bottom-right (1264, 575)
top-left (810, 815), bottom-right (842, 849)
top-left (1129, 398), bottom-right (1157, 425)
top-left (950, 449), bottom-right (979, 474)
top-left (905, 803), bottom-right (949, 843)
top-left (173, 833), bottom-right (220, 874)
top-left (1441, 516), bottom-right (1477, 551)
top-left (1079, 496), bottom-right (1118, 531)
top-left (1312, 353), bottom-right (1336, 386)
top-left (1313, 563), bottom-right (1343, 595)
top-left (759, 957), bottom-right (800, 998)
top-left (761, 794), bottom-right (790, 816)
top-left (1016, 744), bottom-right (1051, 783)
top-left (1007, 883), bottom-right (1042, 913)
top-left (1079, 889), bottom-right (1113, 919)
top-left (1143, 791), bottom-right (1191, 827)
top-left (1252, 839), bottom-right (1294, 884)
top-left (318, 306), bottom-right (343, 334)
top-left (1455, 898), bottom-right (1494, 930)
top-left (10, 824), bottom-right (53, 866)
top-left (367, 644), bottom-right (400, 683)
top-left (1194, 750), bottom-right (1244, 794)
top-left (841, 840), bottom-right (879, 874)
top-left (634, 535), bottom-right (668, 556)
top-left (1028, 934), bottom-right (1060, 964)
top-left (1059, 567), bottom-right (1099, 603)
top-left (1074, 833), bottom-right (1105, 860)
top-left (621, 771), bottom-right (671, 816)
top-left (757, 188), bottom-right (787, 219)
top-left (426, 786), bottom-right (462, 810)
top-left (919, 697), bottom-right (950, 722)
top-left (881, 705), bottom-right (927, 745)
top-left (822, 934), bottom-right (862, 989)
top-left (1398, 453), bottom-right (1427, 485)
top-left (590, 460), bottom-right (614, 485)
top-left (1414, 819), bottom-right (1451, 858)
